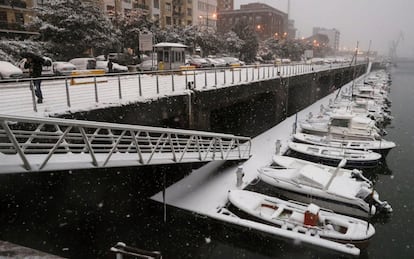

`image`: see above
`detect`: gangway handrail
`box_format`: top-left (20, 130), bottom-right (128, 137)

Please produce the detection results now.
top-left (0, 114), bottom-right (251, 174)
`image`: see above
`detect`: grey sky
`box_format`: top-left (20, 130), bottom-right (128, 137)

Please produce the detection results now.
top-left (235, 0), bottom-right (413, 57)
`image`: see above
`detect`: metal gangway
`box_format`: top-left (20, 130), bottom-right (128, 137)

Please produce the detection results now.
top-left (0, 114), bottom-right (251, 174)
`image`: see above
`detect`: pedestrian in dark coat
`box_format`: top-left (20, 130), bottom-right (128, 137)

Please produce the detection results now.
top-left (24, 57), bottom-right (45, 103)
top-left (107, 59), bottom-right (113, 73)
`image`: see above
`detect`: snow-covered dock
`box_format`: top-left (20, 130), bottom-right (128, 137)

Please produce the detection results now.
top-left (151, 74), bottom-right (367, 256)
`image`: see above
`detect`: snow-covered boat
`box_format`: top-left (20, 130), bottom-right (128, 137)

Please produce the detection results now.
top-left (300, 111), bottom-right (382, 141)
top-left (258, 155), bottom-right (392, 218)
top-left (228, 190), bottom-right (375, 246)
top-left (287, 142), bottom-right (382, 169)
top-left (293, 132), bottom-right (395, 156)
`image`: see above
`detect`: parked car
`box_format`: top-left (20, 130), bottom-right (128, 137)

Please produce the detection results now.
top-left (220, 57), bottom-right (245, 66)
top-left (52, 61), bottom-right (77, 76)
top-left (69, 58), bottom-right (97, 70)
top-left (0, 61), bottom-right (23, 79)
top-left (18, 56), bottom-right (54, 76)
top-left (138, 59), bottom-right (157, 72)
top-left (205, 58), bottom-right (226, 67)
top-left (187, 57), bottom-right (210, 68)
top-left (96, 60), bottom-right (128, 73)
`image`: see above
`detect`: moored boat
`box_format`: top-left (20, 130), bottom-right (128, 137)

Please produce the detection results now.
top-left (287, 142), bottom-right (382, 169)
top-left (228, 190), bottom-right (375, 246)
top-left (258, 156), bottom-right (392, 218)
top-left (293, 132), bottom-right (396, 156)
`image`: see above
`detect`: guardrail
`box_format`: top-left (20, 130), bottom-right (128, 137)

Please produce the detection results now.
top-left (0, 114), bottom-right (252, 173)
top-left (0, 62), bottom-right (367, 114)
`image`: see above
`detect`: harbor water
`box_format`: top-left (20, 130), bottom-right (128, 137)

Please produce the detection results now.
top-left (0, 62), bottom-right (413, 258)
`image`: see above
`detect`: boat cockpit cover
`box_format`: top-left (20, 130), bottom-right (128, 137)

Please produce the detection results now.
top-left (296, 165), bottom-right (331, 189)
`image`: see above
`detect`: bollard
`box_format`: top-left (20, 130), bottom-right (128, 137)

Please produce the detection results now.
top-left (275, 140), bottom-right (281, 155)
top-left (236, 166), bottom-right (244, 188)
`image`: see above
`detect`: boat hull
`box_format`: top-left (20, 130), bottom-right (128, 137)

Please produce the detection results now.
top-left (287, 149), bottom-right (380, 169)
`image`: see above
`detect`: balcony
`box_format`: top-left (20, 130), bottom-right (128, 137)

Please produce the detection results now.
top-left (0, 21), bottom-right (37, 34)
top-left (0, 0), bottom-right (27, 9)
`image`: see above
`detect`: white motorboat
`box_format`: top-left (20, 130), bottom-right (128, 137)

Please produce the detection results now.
top-left (300, 111), bottom-right (382, 141)
top-left (228, 190), bottom-right (375, 246)
top-left (258, 155), bottom-right (392, 218)
top-left (293, 132), bottom-right (396, 156)
top-left (287, 142), bottom-right (382, 169)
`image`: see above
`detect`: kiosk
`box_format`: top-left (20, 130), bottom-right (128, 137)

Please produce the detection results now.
top-left (153, 42), bottom-right (187, 70)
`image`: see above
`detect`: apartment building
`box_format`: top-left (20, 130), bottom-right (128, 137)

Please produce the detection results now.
top-left (0, 0), bottom-right (38, 38)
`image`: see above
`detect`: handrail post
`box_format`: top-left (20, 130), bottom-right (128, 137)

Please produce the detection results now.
top-left (30, 80), bottom-right (37, 112)
top-left (156, 72), bottom-right (159, 94)
top-left (171, 72), bottom-right (175, 92)
top-left (232, 68), bottom-right (234, 84)
top-left (138, 73), bottom-right (142, 96)
top-left (117, 74), bottom-right (122, 99)
top-left (94, 76), bottom-right (99, 103)
top-left (214, 67), bottom-right (217, 86)
top-left (193, 70), bottom-right (196, 89)
top-left (185, 71), bottom-right (188, 89)
top-left (65, 78), bottom-right (71, 107)
top-left (204, 70), bottom-right (207, 88)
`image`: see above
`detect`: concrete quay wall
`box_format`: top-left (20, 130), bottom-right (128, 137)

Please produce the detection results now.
top-left (61, 64), bottom-right (367, 137)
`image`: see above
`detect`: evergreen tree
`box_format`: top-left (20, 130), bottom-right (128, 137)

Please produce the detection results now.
top-left (232, 20), bottom-right (259, 62)
top-left (28, 0), bottom-right (119, 60)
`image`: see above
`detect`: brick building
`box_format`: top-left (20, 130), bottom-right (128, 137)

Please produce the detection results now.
top-left (217, 2), bottom-right (288, 40)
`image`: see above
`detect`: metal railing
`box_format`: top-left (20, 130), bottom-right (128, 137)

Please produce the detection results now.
top-left (0, 62), bottom-right (367, 115)
top-left (0, 114), bottom-right (251, 174)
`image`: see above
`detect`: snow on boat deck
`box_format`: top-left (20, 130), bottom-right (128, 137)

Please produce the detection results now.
top-left (151, 75), bottom-right (368, 256)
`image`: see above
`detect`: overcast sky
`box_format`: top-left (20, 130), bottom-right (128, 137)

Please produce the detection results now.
top-left (235, 0), bottom-right (413, 57)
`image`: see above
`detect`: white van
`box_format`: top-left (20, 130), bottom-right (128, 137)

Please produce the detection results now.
top-left (69, 58), bottom-right (97, 70)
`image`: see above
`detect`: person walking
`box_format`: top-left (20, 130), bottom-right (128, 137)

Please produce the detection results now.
top-left (24, 56), bottom-right (45, 103)
top-left (107, 59), bottom-right (113, 73)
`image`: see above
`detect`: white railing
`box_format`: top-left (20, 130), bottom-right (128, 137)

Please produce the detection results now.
top-left (0, 62), bottom-right (367, 116)
top-left (0, 114), bottom-right (251, 173)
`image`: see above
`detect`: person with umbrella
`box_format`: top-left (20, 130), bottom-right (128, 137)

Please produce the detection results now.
top-left (22, 52), bottom-right (46, 103)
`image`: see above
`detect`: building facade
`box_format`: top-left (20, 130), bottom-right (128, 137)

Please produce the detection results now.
top-left (216, 0), bottom-right (232, 11)
top-left (0, 0), bottom-right (38, 39)
top-left (194, 0), bottom-right (217, 28)
top-left (312, 27), bottom-right (340, 51)
top-left (217, 2), bottom-right (288, 40)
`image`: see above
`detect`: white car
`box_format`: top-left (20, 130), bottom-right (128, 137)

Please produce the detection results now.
top-left (0, 61), bottom-right (23, 79)
top-left (96, 60), bottom-right (128, 73)
top-left (18, 57), bottom-right (54, 76)
top-left (52, 61), bottom-right (77, 76)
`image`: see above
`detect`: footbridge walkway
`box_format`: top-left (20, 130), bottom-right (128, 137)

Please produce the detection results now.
top-left (0, 114), bottom-right (251, 174)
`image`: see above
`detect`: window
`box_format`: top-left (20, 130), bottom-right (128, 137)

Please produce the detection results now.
top-left (330, 119), bottom-right (349, 128)
top-left (166, 3), bottom-right (171, 12)
top-left (154, 0), bottom-right (159, 9)
top-left (166, 16), bottom-right (171, 25)
top-left (0, 11), bottom-right (6, 22)
top-left (187, 8), bottom-right (192, 16)
top-left (15, 13), bottom-right (24, 25)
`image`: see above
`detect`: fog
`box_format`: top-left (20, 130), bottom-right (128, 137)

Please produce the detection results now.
top-left (235, 0), bottom-right (413, 57)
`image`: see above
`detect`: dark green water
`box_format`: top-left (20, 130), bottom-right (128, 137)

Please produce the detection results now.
top-left (0, 63), bottom-right (413, 258)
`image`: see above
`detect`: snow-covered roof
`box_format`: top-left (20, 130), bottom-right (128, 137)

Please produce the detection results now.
top-left (153, 42), bottom-right (187, 48)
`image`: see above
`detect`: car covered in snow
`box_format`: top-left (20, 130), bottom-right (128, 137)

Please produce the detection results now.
top-left (0, 61), bottom-right (23, 79)
top-left (69, 58), bottom-right (97, 70)
top-left (96, 60), bottom-right (128, 73)
top-left (18, 56), bottom-right (54, 76)
top-left (52, 61), bottom-right (77, 76)
top-left (137, 59), bottom-right (157, 72)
